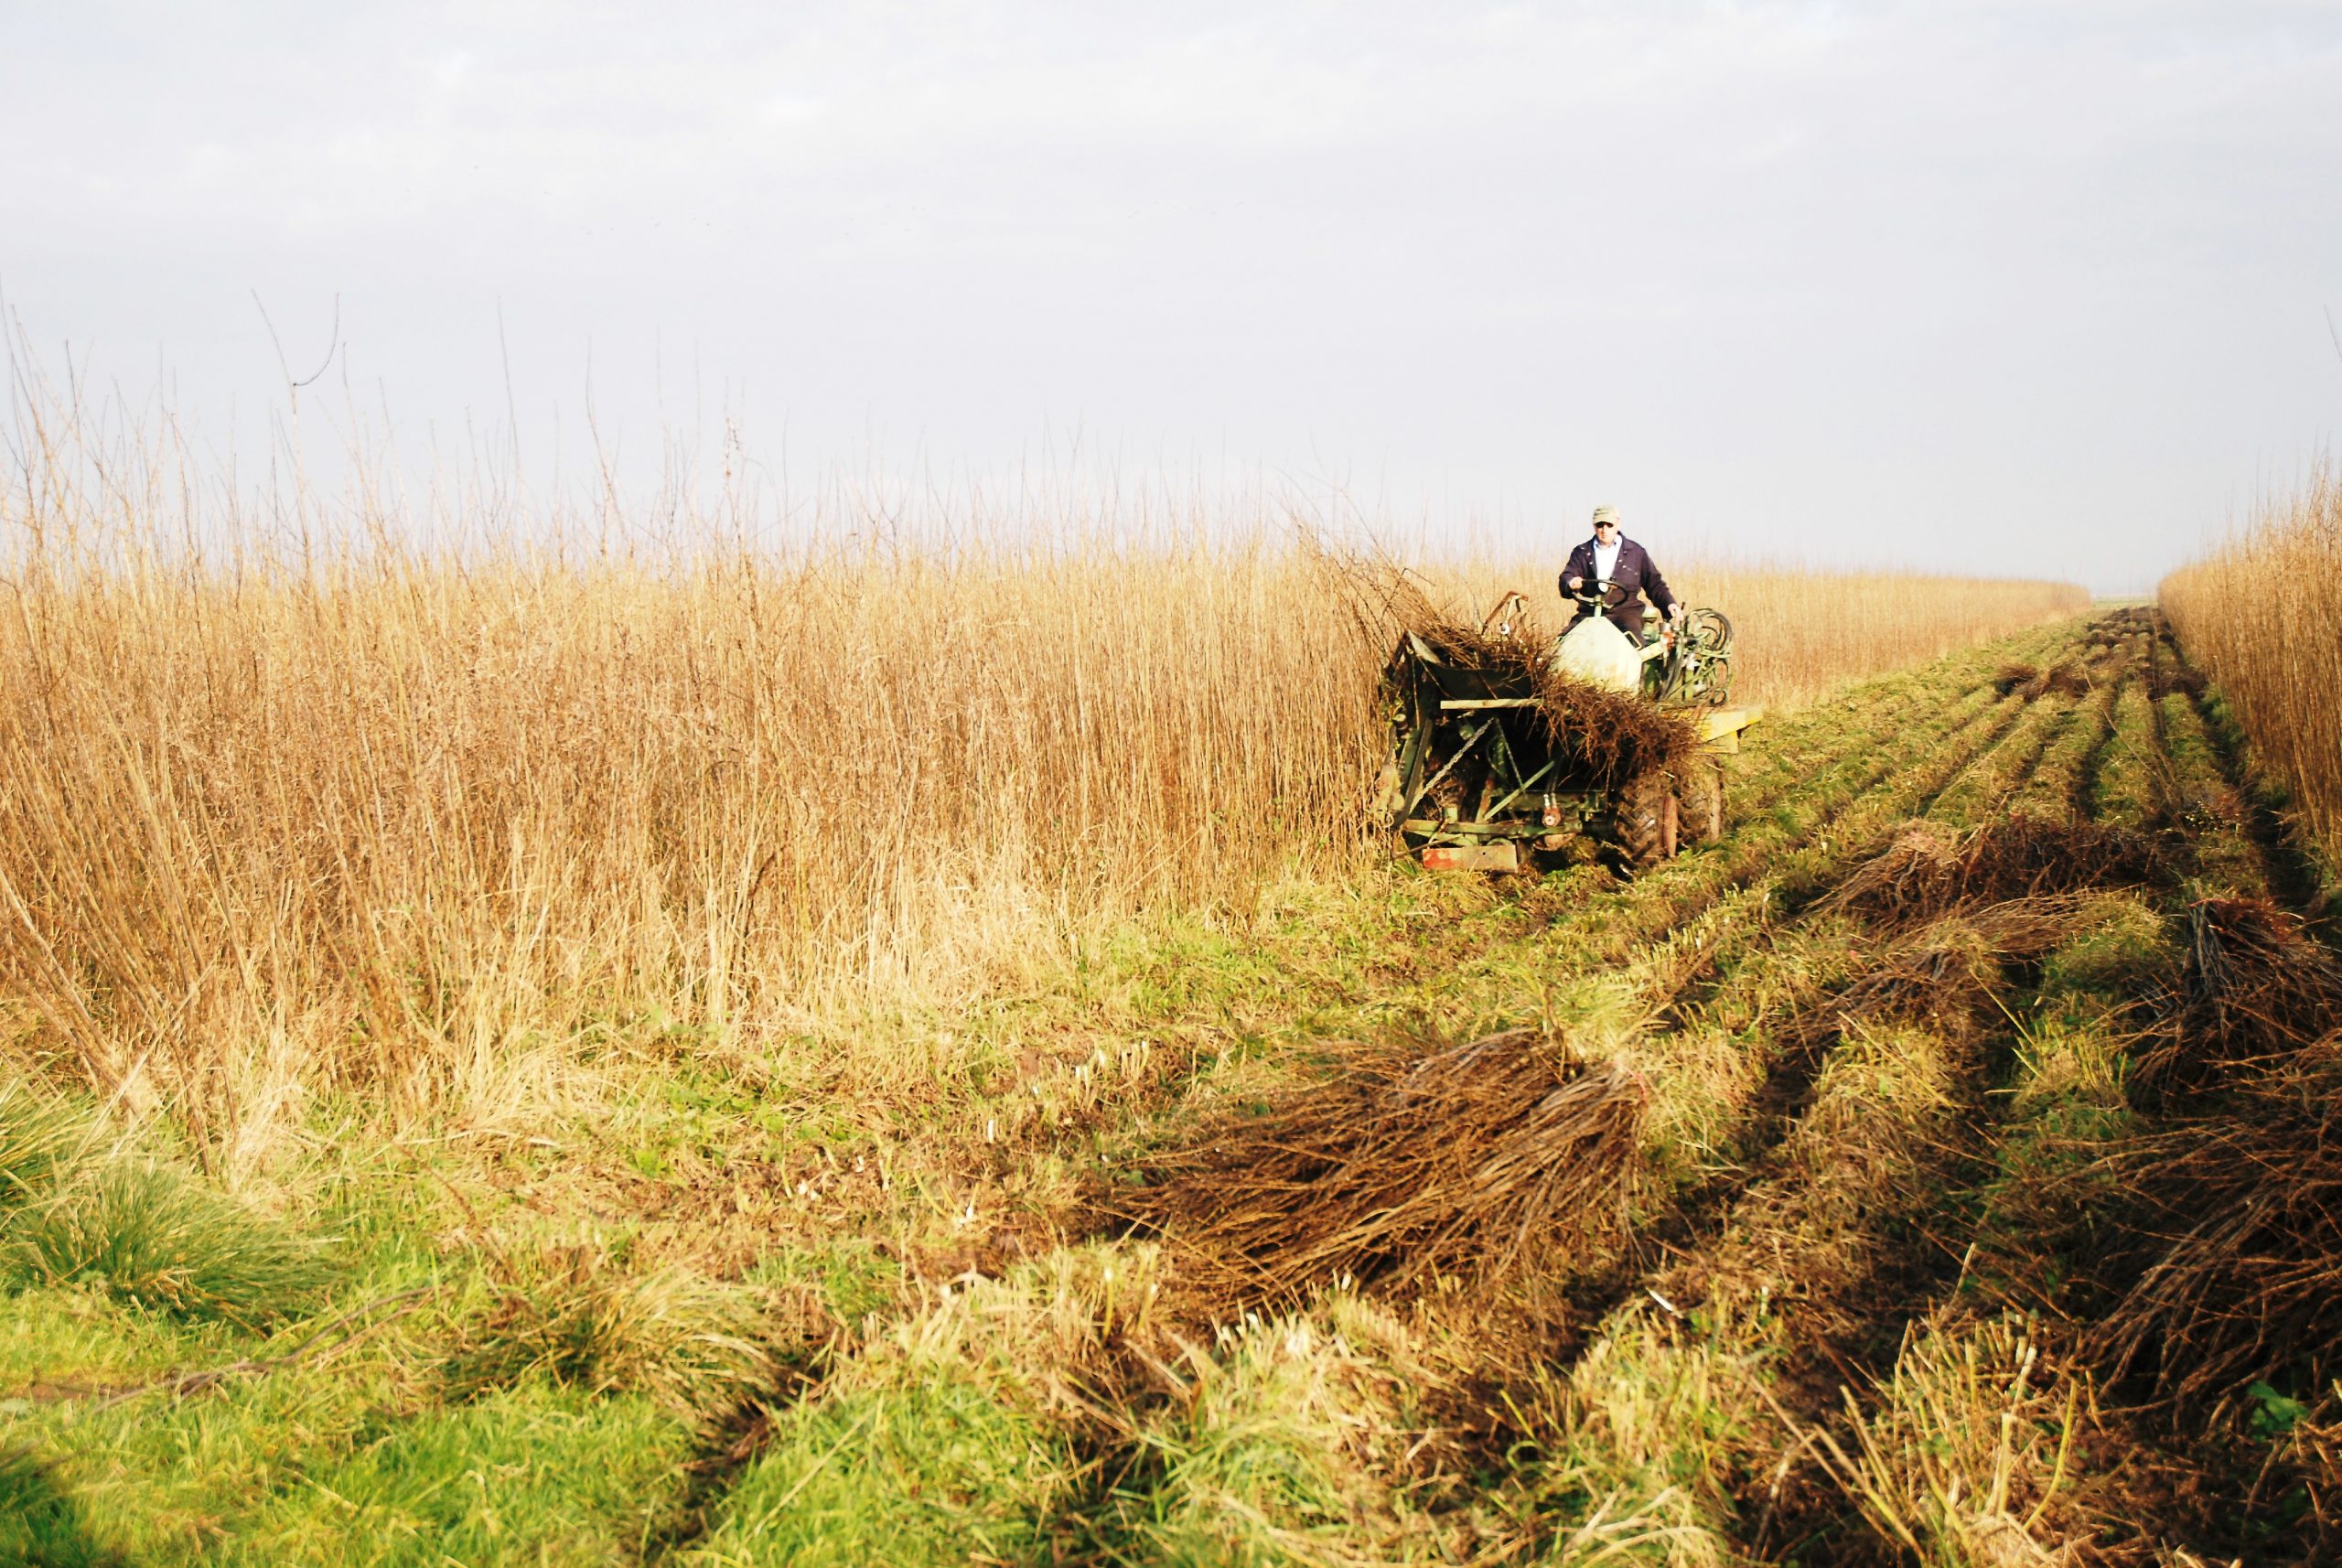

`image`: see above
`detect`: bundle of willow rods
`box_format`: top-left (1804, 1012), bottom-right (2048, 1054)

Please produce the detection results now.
top-left (1821, 816), bottom-right (2169, 931)
top-left (1778, 896), bottom-right (2099, 1056)
top-left (1121, 1028), bottom-right (1648, 1314)
top-left (2062, 900), bottom-right (2342, 1417)
top-left (2132, 896), bottom-right (2342, 1101)
top-left (2091, 1033), bottom-right (2342, 1418)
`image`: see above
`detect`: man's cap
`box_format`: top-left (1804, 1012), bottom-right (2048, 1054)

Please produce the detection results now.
top-left (1591, 506), bottom-right (1619, 527)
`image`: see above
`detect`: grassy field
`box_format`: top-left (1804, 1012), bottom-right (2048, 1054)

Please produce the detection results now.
top-left (12, 590), bottom-right (2342, 1564)
top-left (2163, 468), bottom-right (2342, 881)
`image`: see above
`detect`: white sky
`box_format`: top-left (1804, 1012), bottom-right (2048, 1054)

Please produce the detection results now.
top-left (5, 2), bottom-right (2340, 591)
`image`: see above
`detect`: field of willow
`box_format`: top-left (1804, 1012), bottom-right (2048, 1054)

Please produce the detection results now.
top-left (15, 435), bottom-right (2340, 1564)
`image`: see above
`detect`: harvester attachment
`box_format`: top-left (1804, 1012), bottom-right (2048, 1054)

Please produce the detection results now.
top-left (1378, 597), bottom-right (1757, 875)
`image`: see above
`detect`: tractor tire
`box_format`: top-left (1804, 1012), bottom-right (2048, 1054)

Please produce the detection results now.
top-left (1679, 760), bottom-right (1726, 846)
top-left (1616, 768), bottom-right (1680, 875)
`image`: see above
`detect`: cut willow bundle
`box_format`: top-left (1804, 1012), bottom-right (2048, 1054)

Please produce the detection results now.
top-left (2090, 1032), bottom-right (2342, 1419)
top-left (2131, 895), bottom-right (2342, 1102)
top-left (1821, 817), bottom-right (2169, 932)
top-left (1778, 897), bottom-right (2100, 1058)
top-left (1120, 1028), bottom-right (1648, 1314)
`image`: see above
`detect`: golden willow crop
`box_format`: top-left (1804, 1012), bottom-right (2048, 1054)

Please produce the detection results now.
top-left (2163, 469), bottom-right (2342, 875)
top-left (0, 396), bottom-right (2081, 1144)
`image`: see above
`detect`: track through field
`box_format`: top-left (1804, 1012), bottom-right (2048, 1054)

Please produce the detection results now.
top-left (658, 611), bottom-right (2342, 1568)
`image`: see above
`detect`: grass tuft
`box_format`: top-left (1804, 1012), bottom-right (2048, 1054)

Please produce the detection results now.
top-left (1107, 1299), bottom-right (1455, 1566)
top-left (0, 1085), bottom-right (82, 1208)
top-left (439, 1236), bottom-right (797, 1418)
top-left (1804, 1316), bottom-right (2086, 1565)
top-left (3, 1158), bottom-right (331, 1327)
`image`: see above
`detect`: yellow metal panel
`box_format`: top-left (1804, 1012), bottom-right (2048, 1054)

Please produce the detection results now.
top-left (1696, 706), bottom-right (1762, 746)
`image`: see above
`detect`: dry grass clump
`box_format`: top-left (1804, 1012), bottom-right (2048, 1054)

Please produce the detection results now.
top-left (2164, 468), bottom-right (2342, 872)
top-left (2130, 897), bottom-right (2342, 1101)
top-left (1118, 1028), bottom-right (1647, 1314)
top-left (1806, 1316), bottom-right (2090, 1567)
top-left (1105, 1299), bottom-right (1471, 1565)
top-left (1821, 819), bottom-right (2169, 931)
top-left (1385, 588), bottom-right (1697, 790)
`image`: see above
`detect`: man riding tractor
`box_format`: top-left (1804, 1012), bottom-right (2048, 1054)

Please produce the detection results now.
top-left (1561, 505), bottom-right (1681, 648)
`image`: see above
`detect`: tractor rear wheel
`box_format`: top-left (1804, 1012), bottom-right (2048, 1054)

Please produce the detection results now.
top-left (1616, 768), bottom-right (1680, 875)
top-left (1679, 760), bottom-right (1726, 846)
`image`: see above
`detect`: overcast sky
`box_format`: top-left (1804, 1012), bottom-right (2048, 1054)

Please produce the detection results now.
top-left (6, 2), bottom-right (2340, 591)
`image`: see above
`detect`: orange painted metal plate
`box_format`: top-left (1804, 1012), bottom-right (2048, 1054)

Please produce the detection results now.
top-left (1423, 843), bottom-right (1520, 873)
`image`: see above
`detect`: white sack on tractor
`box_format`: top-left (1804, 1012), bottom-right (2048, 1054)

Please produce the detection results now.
top-left (1552, 616), bottom-right (1644, 694)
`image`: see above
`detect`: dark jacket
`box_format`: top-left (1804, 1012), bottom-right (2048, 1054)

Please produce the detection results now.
top-left (1561, 536), bottom-right (1676, 623)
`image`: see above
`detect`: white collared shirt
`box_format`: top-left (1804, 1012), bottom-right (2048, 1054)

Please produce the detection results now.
top-left (1593, 535), bottom-right (1623, 583)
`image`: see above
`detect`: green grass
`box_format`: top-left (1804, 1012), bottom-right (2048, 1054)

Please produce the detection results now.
top-left (0, 1446), bottom-right (118, 1568)
top-left (688, 1354), bottom-right (1072, 1567)
top-left (219, 1380), bottom-right (692, 1567)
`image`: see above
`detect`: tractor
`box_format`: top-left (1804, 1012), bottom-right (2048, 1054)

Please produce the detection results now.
top-left (1371, 582), bottom-right (1759, 875)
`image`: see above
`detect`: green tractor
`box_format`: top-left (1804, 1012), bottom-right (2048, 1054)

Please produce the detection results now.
top-left (1372, 585), bottom-right (1758, 875)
